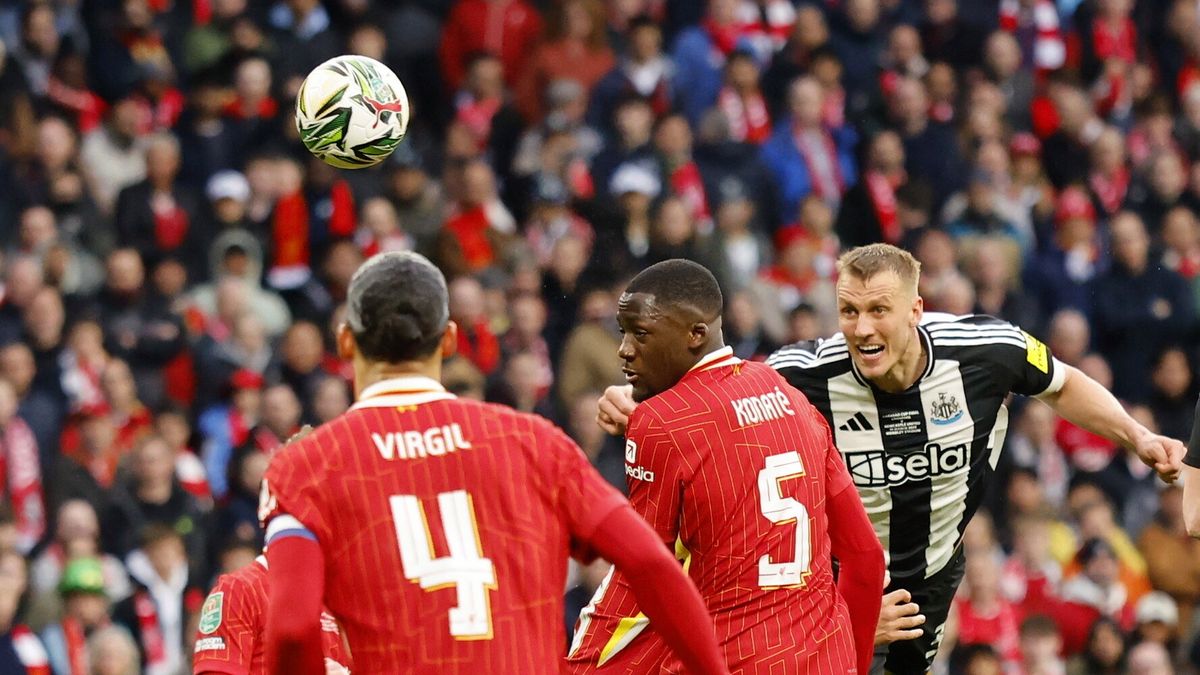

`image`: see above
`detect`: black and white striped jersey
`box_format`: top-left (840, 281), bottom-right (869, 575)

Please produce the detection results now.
top-left (766, 313), bottom-right (1066, 582)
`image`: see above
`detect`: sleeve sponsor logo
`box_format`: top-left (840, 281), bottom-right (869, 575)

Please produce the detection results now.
top-left (624, 440), bottom-right (637, 464)
top-left (198, 592), bottom-right (224, 635)
top-left (1023, 331), bottom-right (1049, 374)
top-left (194, 636), bottom-right (226, 652)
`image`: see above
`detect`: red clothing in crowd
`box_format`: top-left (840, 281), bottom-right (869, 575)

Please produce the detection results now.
top-left (439, 0), bottom-right (543, 90)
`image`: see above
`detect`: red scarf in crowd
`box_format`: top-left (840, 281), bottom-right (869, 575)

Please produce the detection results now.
top-left (62, 618), bottom-right (89, 675)
top-left (45, 77), bottom-right (108, 133)
top-left (717, 86), bottom-right (771, 144)
top-left (222, 96), bottom-right (279, 121)
top-left (793, 125), bottom-right (844, 202)
top-left (703, 18), bottom-right (739, 56)
top-left (999, 0), bottom-right (1065, 75)
top-left (445, 206), bottom-right (498, 271)
top-left (271, 183), bottom-right (356, 270)
top-left (1091, 17), bottom-right (1136, 65)
top-left (668, 160), bottom-right (712, 226)
top-left (0, 417), bottom-right (45, 553)
top-left (134, 591), bottom-right (167, 671)
top-left (864, 170), bottom-right (902, 244)
top-left (152, 193), bottom-right (189, 250)
top-left (456, 321), bottom-right (500, 375)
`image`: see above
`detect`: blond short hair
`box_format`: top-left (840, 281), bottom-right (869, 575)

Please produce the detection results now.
top-left (836, 244), bottom-right (921, 295)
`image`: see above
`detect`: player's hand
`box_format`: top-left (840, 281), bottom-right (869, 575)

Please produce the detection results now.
top-left (596, 385), bottom-right (636, 436)
top-left (1134, 432), bottom-right (1184, 483)
top-left (285, 425), bottom-right (315, 446)
top-left (875, 589), bottom-right (924, 645)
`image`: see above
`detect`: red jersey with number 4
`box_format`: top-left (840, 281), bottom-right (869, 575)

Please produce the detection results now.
top-left (192, 558), bottom-right (350, 674)
top-left (567, 348), bottom-right (858, 674)
top-left (259, 376), bottom-right (629, 674)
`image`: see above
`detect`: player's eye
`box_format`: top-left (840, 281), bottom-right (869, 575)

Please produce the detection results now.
top-left (634, 330), bottom-right (648, 339)
top-left (873, 307), bottom-right (888, 315)
top-left (840, 308), bottom-right (857, 318)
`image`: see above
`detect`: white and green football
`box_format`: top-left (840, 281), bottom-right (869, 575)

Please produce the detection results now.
top-left (295, 55), bottom-right (410, 169)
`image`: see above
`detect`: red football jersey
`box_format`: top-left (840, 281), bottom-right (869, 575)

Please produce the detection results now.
top-left (567, 348), bottom-right (859, 674)
top-left (192, 558), bottom-right (350, 674)
top-left (260, 375), bottom-right (629, 674)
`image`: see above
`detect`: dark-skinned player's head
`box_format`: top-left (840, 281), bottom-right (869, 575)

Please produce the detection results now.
top-left (337, 251), bottom-right (457, 371)
top-left (618, 259), bottom-right (724, 402)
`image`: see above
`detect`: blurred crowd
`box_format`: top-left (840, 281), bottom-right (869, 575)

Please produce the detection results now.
top-left (0, 0), bottom-right (1198, 673)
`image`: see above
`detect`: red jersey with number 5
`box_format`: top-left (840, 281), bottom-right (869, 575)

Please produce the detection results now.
top-left (567, 348), bottom-right (858, 674)
top-left (259, 376), bottom-right (628, 674)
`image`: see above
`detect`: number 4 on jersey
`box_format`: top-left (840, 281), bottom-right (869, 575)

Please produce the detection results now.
top-left (390, 490), bottom-right (497, 639)
top-left (757, 451), bottom-right (812, 589)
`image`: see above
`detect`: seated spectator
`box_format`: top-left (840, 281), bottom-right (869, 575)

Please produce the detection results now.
top-left (556, 288), bottom-right (623, 411)
top-left (79, 99), bottom-right (146, 216)
top-left (1046, 309), bottom-right (1090, 368)
top-left (86, 624), bottom-right (140, 675)
top-left (438, 0), bottom-right (542, 92)
top-left (589, 17), bottom-right (675, 131)
top-left (761, 76), bottom-right (856, 222)
top-left (112, 525), bottom-right (197, 675)
top-left (1002, 515), bottom-right (1065, 617)
top-left (944, 172), bottom-right (1027, 252)
top-left (1017, 615), bottom-right (1066, 675)
top-left (354, 197), bottom-right (413, 259)
top-left (516, 0), bottom-right (614, 124)
top-left (209, 444), bottom-right (268, 559)
top-left (951, 553), bottom-right (1022, 669)
top-left (522, 175), bottom-right (594, 270)
top-left (1160, 206), bottom-right (1200, 311)
top-left (41, 557), bottom-right (113, 675)
top-left (384, 145), bottom-right (446, 257)
top-left (671, 0), bottom-right (746, 125)
top-left (840, 130), bottom-right (912, 248)
top-left (0, 377), bottom-right (44, 555)
top-left (0, 548), bottom-right (49, 674)
top-left (724, 291), bottom-right (777, 361)
top-left (189, 229), bottom-right (292, 340)
top-left (197, 370), bottom-right (262, 501)
top-left (1090, 211), bottom-right (1195, 403)
top-left (451, 53), bottom-right (524, 175)
top-left (95, 250), bottom-right (186, 409)
top-left (1055, 539), bottom-right (1136, 656)
top-left (716, 50), bottom-right (771, 145)
top-left (750, 225), bottom-right (837, 344)
top-left (448, 276), bottom-right (500, 376)
top-left (1124, 640), bottom-right (1173, 675)
top-left (29, 500), bottom-right (131, 628)
top-left (113, 134), bottom-right (210, 283)
top-left (887, 75), bottom-right (965, 209)
top-left (700, 177), bottom-right (771, 295)
top-left (1071, 615), bottom-right (1127, 673)
top-left (565, 391), bottom-right (624, 491)
top-left (311, 376), bottom-right (350, 427)
top-left (653, 113), bottom-right (711, 229)
top-left (103, 435), bottom-right (207, 568)
top-left (152, 407), bottom-right (207, 504)
top-left (1087, 127), bottom-right (1130, 221)
top-left (1138, 485), bottom-right (1200, 630)
top-left (1006, 405), bottom-right (1070, 510)
top-left (1131, 591), bottom-right (1180, 652)
top-left (437, 160), bottom-right (517, 278)
top-left (1025, 187), bottom-right (1105, 321)
top-left (1128, 151), bottom-right (1189, 239)
top-left (967, 236), bottom-right (1040, 333)
top-left (1148, 347), bottom-right (1195, 443)
top-left (488, 351), bottom-right (556, 418)
top-left (1041, 86), bottom-right (1099, 190)
top-left (269, 322), bottom-right (328, 424)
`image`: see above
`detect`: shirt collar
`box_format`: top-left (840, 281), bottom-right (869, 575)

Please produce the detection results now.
top-left (688, 346), bottom-right (740, 373)
top-left (351, 375), bottom-right (455, 410)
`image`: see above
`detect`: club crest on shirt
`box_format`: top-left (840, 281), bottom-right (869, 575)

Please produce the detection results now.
top-left (199, 592), bottom-right (223, 635)
top-left (929, 392), bottom-right (963, 426)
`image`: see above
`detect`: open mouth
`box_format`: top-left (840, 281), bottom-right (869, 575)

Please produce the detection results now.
top-left (623, 369), bottom-right (639, 384)
top-left (857, 344), bottom-right (885, 358)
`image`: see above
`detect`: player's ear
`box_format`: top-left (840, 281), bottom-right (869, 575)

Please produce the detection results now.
top-left (910, 295), bottom-right (924, 327)
top-left (336, 322), bottom-right (356, 360)
top-left (688, 321), bottom-right (709, 348)
top-left (440, 320), bottom-right (459, 359)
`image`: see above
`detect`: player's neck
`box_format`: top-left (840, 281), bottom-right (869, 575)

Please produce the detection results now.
top-left (353, 360), bottom-right (441, 399)
top-left (873, 328), bottom-right (926, 393)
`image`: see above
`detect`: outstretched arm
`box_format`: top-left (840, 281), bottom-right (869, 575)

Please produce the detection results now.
top-left (1040, 365), bottom-right (1183, 482)
top-left (585, 504), bottom-right (729, 675)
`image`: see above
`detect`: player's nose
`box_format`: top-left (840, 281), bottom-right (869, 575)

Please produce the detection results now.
top-left (618, 336), bottom-right (635, 360)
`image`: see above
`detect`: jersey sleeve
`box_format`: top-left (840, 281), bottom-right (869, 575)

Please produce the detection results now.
top-left (622, 407), bottom-right (689, 545)
top-left (258, 437), bottom-right (331, 546)
top-left (954, 316), bottom-right (1066, 398)
top-left (1186, 395), bottom-right (1200, 468)
top-left (544, 420), bottom-right (630, 560)
top-left (192, 573), bottom-right (261, 675)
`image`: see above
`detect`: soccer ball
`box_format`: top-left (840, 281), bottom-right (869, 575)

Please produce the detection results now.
top-left (295, 55), bottom-right (410, 169)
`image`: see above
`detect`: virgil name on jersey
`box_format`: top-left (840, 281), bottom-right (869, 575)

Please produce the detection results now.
top-left (766, 313), bottom-right (1064, 583)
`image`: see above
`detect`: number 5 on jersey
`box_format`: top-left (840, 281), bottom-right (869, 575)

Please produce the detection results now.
top-left (758, 451), bottom-right (812, 588)
top-left (390, 490), bottom-right (497, 639)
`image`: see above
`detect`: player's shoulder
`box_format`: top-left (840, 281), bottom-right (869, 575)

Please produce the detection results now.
top-left (923, 312), bottom-right (1029, 355)
top-left (765, 334), bottom-right (852, 375)
top-left (211, 559), bottom-right (267, 598)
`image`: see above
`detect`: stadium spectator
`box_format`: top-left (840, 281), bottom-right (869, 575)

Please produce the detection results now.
top-left (111, 525), bottom-right (196, 675)
top-left (40, 557), bottom-right (114, 675)
top-left (197, 369), bottom-right (262, 502)
top-left (87, 625), bottom-right (140, 675)
top-left (1148, 347), bottom-right (1195, 443)
top-left (516, 0), bottom-right (614, 124)
top-left (589, 16), bottom-right (675, 131)
top-left (1091, 212), bottom-right (1195, 403)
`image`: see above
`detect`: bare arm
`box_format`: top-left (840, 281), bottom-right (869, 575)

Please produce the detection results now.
top-left (1184, 465), bottom-right (1200, 538)
top-left (1040, 365), bottom-right (1183, 482)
